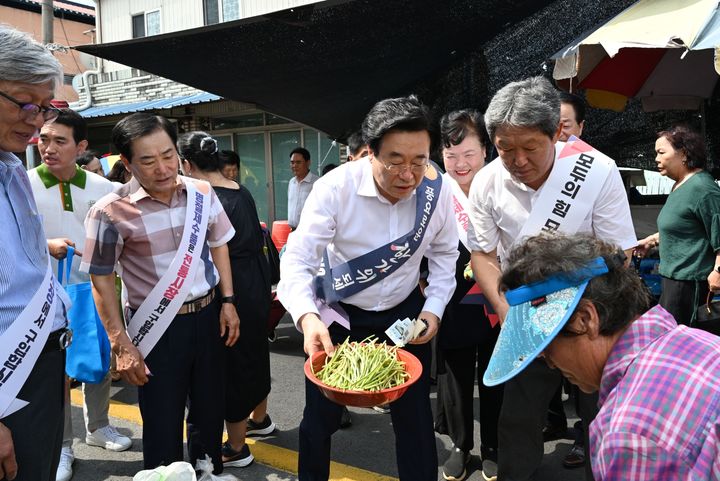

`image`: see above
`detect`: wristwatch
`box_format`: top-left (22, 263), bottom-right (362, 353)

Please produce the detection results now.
top-left (220, 295), bottom-right (236, 304)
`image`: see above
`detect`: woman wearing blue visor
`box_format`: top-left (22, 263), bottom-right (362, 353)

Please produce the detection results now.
top-left (485, 233), bottom-right (720, 481)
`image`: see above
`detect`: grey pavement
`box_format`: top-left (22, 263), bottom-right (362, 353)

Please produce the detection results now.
top-left (67, 315), bottom-right (586, 481)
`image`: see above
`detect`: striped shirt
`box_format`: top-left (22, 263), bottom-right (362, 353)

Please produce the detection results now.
top-left (79, 176), bottom-right (234, 310)
top-left (591, 305), bottom-right (720, 480)
top-left (0, 152), bottom-right (67, 334)
top-left (287, 171), bottom-right (318, 228)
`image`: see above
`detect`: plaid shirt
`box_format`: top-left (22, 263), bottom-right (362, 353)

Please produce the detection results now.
top-left (80, 176), bottom-right (234, 310)
top-left (591, 305), bottom-right (720, 480)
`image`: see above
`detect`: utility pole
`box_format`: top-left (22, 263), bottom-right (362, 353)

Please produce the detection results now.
top-left (41, 0), bottom-right (53, 44)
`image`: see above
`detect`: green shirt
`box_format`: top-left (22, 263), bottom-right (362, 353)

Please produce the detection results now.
top-left (657, 171), bottom-right (720, 280)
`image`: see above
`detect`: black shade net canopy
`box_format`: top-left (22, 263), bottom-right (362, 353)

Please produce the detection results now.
top-left (76, 0), bottom-right (553, 140)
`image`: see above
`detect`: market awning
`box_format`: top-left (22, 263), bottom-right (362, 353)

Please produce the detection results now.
top-left (552, 0), bottom-right (720, 111)
top-left (75, 0), bottom-right (553, 139)
top-left (79, 92), bottom-right (222, 118)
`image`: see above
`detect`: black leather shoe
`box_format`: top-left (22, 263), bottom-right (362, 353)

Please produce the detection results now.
top-left (481, 446), bottom-right (498, 481)
top-left (442, 447), bottom-right (470, 481)
top-left (563, 443), bottom-right (586, 468)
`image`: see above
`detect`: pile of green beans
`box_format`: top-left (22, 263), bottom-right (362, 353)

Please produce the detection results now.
top-left (313, 337), bottom-right (409, 391)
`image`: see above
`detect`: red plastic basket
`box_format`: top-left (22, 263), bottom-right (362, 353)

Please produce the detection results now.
top-left (304, 347), bottom-right (423, 408)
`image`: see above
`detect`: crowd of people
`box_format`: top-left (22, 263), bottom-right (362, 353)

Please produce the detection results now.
top-left (1, 23), bottom-right (719, 481)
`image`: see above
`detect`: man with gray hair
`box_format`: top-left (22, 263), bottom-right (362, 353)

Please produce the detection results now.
top-left (467, 76), bottom-right (636, 481)
top-left (0, 25), bottom-right (72, 481)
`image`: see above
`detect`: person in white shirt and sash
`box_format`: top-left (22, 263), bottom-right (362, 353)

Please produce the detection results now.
top-left (278, 95), bottom-right (459, 481)
top-left (80, 113), bottom-right (239, 474)
top-left (0, 26), bottom-right (73, 481)
top-left (467, 77), bottom-right (636, 481)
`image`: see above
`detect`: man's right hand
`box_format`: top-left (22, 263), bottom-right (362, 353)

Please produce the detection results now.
top-left (299, 313), bottom-right (335, 357)
top-left (113, 338), bottom-right (149, 386)
top-left (47, 238), bottom-right (78, 260)
top-left (0, 422), bottom-right (17, 480)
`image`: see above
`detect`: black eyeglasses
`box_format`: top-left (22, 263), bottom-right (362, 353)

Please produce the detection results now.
top-left (0, 91), bottom-right (60, 122)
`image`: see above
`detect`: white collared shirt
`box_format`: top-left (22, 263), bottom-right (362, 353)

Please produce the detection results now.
top-left (467, 142), bottom-right (637, 261)
top-left (287, 171), bottom-right (319, 228)
top-left (278, 158), bottom-right (459, 326)
top-left (28, 166), bottom-right (115, 284)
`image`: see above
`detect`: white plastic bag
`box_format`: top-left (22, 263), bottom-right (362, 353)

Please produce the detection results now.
top-left (133, 461), bottom-right (197, 481)
top-left (196, 455), bottom-right (239, 481)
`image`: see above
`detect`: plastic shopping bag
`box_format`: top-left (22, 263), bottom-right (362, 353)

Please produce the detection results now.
top-left (132, 461), bottom-right (196, 481)
top-left (59, 246), bottom-right (111, 383)
top-left (196, 455), bottom-right (238, 481)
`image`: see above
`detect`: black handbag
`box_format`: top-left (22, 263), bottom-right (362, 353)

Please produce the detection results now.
top-left (261, 225), bottom-right (281, 285)
top-left (694, 292), bottom-right (720, 336)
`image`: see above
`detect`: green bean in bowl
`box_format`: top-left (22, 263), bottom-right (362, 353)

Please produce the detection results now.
top-left (312, 337), bottom-right (409, 392)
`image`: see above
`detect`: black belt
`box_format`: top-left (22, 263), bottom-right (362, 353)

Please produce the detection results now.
top-left (128, 290), bottom-right (215, 319)
top-left (42, 327), bottom-right (73, 354)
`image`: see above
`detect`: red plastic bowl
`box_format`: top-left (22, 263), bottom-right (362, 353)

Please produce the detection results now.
top-left (304, 347), bottom-right (423, 408)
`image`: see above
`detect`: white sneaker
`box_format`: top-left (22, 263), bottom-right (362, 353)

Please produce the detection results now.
top-left (85, 425), bottom-right (132, 452)
top-left (55, 447), bottom-right (74, 481)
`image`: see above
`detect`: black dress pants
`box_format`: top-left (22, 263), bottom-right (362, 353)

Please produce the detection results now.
top-left (498, 359), bottom-right (562, 481)
top-left (298, 288), bottom-right (437, 481)
top-left (435, 340), bottom-right (503, 453)
top-left (659, 276), bottom-right (709, 326)
top-left (3, 348), bottom-right (65, 481)
top-left (138, 300), bottom-right (225, 473)
top-left (547, 380), bottom-right (567, 430)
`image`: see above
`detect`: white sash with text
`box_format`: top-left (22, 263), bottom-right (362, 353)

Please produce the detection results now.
top-left (127, 179), bottom-right (210, 358)
top-left (0, 259), bottom-right (57, 418)
top-left (444, 173), bottom-right (471, 251)
top-left (517, 139), bottom-right (612, 242)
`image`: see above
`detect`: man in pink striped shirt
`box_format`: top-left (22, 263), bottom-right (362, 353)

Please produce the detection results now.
top-left (483, 233), bottom-right (720, 481)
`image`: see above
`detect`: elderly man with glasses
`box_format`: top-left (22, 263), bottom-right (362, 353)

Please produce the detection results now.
top-left (0, 26), bottom-right (72, 481)
top-left (278, 95), bottom-right (458, 481)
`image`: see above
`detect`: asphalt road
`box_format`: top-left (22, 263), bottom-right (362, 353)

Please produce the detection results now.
top-left (66, 314), bottom-right (587, 481)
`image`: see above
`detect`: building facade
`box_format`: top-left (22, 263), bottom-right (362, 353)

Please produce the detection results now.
top-left (81, 0), bottom-right (341, 224)
top-left (0, 0), bottom-right (95, 102)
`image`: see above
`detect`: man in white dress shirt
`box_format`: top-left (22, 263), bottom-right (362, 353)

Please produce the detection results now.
top-left (287, 147), bottom-right (318, 229)
top-left (467, 77), bottom-right (636, 481)
top-left (278, 95), bottom-right (459, 481)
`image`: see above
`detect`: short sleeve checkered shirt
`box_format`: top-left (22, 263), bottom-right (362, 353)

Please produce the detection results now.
top-left (80, 176), bottom-right (235, 310)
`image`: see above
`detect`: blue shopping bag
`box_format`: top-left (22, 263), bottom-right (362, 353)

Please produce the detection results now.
top-left (58, 246), bottom-right (111, 383)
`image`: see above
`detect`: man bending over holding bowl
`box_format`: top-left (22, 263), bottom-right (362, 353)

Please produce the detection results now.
top-left (278, 95), bottom-right (458, 481)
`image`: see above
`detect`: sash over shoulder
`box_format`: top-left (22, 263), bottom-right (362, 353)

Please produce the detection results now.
top-left (313, 163), bottom-right (443, 328)
top-left (126, 178), bottom-right (210, 360)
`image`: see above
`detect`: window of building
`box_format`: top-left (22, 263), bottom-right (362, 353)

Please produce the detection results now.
top-left (132, 10), bottom-right (161, 38)
top-left (63, 74), bottom-right (74, 85)
top-left (204, 0), bottom-right (242, 25)
top-left (131, 14), bottom-right (144, 38)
